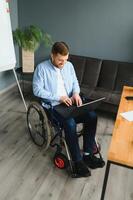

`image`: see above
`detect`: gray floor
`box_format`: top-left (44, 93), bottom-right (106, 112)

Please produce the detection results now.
top-left (0, 87), bottom-right (133, 200)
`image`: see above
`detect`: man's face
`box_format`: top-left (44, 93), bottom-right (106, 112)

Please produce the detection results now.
top-left (51, 53), bottom-right (69, 69)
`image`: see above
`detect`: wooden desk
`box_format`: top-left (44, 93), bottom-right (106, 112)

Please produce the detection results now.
top-left (100, 86), bottom-right (133, 200)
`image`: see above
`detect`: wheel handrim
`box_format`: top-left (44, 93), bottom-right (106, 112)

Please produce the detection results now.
top-left (27, 102), bottom-right (51, 150)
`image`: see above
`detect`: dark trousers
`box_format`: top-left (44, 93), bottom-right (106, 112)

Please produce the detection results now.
top-left (52, 109), bottom-right (97, 162)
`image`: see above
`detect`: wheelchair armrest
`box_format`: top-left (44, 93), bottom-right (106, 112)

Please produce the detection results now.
top-left (39, 98), bottom-right (61, 126)
top-left (35, 96), bottom-right (53, 109)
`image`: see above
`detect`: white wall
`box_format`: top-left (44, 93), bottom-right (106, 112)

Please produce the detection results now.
top-left (0, 0), bottom-right (19, 91)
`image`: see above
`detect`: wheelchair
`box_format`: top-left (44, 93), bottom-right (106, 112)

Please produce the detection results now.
top-left (27, 98), bottom-right (104, 177)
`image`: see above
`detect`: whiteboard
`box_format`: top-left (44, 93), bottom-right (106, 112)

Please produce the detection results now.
top-left (0, 0), bottom-right (16, 72)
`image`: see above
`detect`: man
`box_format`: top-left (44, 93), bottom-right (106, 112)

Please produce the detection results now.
top-left (33, 42), bottom-right (105, 177)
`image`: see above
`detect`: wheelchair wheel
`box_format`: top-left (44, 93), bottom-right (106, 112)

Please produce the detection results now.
top-left (53, 153), bottom-right (69, 169)
top-left (27, 102), bottom-right (51, 151)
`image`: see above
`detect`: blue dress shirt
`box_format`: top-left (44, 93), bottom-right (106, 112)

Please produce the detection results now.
top-left (33, 59), bottom-right (80, 107)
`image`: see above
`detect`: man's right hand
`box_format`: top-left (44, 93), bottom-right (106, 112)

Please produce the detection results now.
top-left (60, 96), bottom-right (72, 106)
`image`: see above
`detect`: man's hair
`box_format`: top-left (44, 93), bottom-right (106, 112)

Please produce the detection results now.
top-left (51, 42), bottom-right (69, 55)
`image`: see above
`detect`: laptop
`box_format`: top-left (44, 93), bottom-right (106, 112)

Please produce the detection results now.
top-left (54, 97), bottom-right (105, 119)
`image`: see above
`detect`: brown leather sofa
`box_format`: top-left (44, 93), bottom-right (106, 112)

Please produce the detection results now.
top-left (69, 54), bottom-right (133, 113)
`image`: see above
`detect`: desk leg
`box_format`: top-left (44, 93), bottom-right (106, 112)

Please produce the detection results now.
top-left (100, 161), bottom-right (111, 200)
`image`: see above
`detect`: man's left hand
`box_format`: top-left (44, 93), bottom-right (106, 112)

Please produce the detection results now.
top-left (71, 93), bottom-right (82, 106)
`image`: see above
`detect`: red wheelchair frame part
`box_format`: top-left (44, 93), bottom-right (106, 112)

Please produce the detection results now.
top-left (54, 157), bottom-right (65, 169)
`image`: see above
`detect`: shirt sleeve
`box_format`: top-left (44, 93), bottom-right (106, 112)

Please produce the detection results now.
top-left (33, 64), bottom-right (60, 101)
top-left (70, 63), bottom-right (80, 94)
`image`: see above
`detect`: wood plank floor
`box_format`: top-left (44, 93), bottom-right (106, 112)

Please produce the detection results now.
top-left (0, 87), bottom-right (133, 200)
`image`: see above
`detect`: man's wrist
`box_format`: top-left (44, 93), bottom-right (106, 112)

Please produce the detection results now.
top-left (73, 92), bottom-right (79, 96)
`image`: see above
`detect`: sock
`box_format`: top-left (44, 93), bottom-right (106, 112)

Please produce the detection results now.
top-left (83, 152), bottom-right (90, 156)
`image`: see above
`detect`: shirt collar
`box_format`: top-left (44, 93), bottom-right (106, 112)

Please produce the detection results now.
top-left (49, 59), bottom-right (61, 72)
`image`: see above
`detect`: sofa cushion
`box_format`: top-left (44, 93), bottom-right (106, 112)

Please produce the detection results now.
top-left (114, 62), bottom-right (133, 92)
top-left (97, 60), bottom-right (118, 90)
top-left (90, 89), bottom-right (121, 106)
top-left (81, 57), bottom-right (102, 88)
top-left (108, 91), bottom-right (121, 105)
top-left (80, 86), bottom-right (94, 98)
top-left (89, 88), bottom-right (111, 102)
top-left (69, 55), bottom-right (86, 85)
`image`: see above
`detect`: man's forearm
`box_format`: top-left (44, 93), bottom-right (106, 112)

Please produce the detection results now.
top-left (33, 85), bottom-right (60, 101)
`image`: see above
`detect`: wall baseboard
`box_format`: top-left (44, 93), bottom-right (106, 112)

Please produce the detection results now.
top-left (0, 80), bottom-right (32, 96)
top-left (0, 82), bottom-right (18, 95)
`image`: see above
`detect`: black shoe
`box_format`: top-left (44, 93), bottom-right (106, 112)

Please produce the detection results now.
top-left (73, 160), bottom-right (91, 178)
top-left (83, 154), bottom-right (105, 169)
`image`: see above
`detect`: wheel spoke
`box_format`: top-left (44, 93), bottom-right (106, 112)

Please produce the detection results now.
top-left (27, 102), bottom-right (51, 150)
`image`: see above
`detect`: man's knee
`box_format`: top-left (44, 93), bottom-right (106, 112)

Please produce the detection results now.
top-left (85, 111), bottom-right (97, 123)
top-left (63, 118), bottom-right (76, 132)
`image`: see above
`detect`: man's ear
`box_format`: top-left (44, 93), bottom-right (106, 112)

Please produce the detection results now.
top-left (51, 53), bottom-right (53, 61)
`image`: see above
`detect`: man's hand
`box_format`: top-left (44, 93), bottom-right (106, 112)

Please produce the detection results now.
top-left (71, 93), bottom-right (82, 106)
top-left (60, 96), bottom-right (72, 106)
